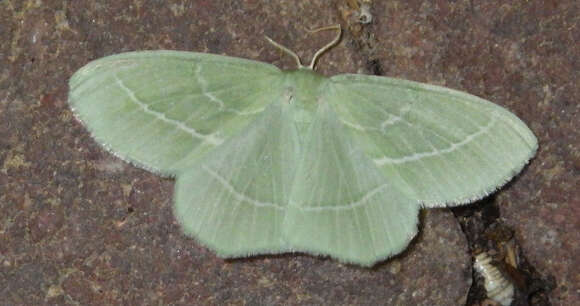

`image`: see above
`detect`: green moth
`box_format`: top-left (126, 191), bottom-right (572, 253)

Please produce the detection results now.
top-left (68, 25), bottom-right (537, 266)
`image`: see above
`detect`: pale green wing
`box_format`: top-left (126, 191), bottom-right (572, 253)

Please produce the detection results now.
top-left (69, 51), bottom-right (283, 176)
top-left (174, 98), bottom-right (300, 256)
top-left (283, 101), bottom-right (419, 266)
top-left (327, 74), bottom-right (538, 207)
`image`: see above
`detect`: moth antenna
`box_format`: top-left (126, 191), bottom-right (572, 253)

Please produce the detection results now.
top-left (264, 35), bottom-right (304, 69)
top-left (264, 24), bottom-right (342, 70)
top-left (307, 24), bottom-right (342, 70)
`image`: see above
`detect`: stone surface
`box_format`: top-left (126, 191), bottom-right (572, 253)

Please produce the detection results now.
top-left (0, 0), bottom-right (576, 305)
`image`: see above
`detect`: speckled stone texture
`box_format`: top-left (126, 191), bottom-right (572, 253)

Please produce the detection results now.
top-left (0, 1), bottom-right (576, 305)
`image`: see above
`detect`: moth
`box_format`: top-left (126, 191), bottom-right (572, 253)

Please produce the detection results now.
top-left (68, 25), bottom-right (537, 266)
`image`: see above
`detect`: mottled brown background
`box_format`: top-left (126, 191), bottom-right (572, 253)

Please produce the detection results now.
top-left (0, 1), bottom-right (578, 305)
